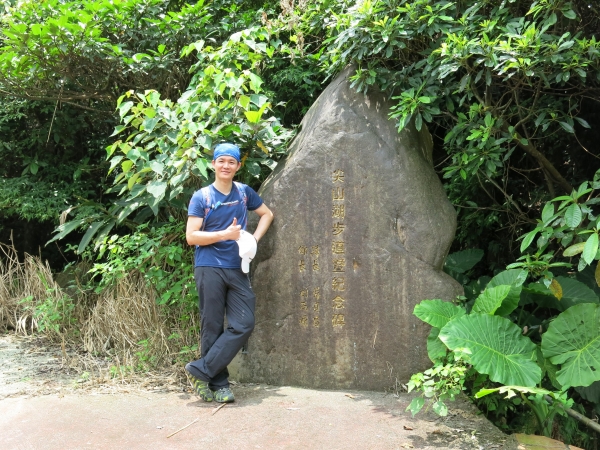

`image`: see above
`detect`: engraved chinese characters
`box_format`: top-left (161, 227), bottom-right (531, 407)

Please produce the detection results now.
top-left (330, 169), bottom-right (346, 328)
top-left (298, 245), bottom-right (321, 327)
top-left (298, 169), bottom-right (347, 329)
top-left (237, 66), bottom-right (462, 390)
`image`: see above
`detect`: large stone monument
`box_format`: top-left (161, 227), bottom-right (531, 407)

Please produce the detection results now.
top-left (235, 66), bottom-right (462, 390)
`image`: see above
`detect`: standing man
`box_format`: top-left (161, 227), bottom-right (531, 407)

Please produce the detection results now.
top-left (185, 142), bottom-right (273, 403)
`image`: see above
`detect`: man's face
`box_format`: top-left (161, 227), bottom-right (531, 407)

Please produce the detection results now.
top-left (212, 156), bottom-right (241, 181)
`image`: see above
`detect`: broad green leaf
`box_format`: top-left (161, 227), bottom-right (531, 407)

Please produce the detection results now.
top-left (149, 161), bottom-right (164, 176)
top-left (559, 121), bottom-right (575, 133)
top-left (142, 117), bottom-right (159, 132)
top-left (427, 327), bottom-right (447, 362)
top-left (439, 314), bottom-right (541, 387)
top-left (47, 218), bottom-right (86, 244)
top-left (583, 233), bottom-right (599, 265)
top-left (576, 380), bottom-right (600, 403)
top-left (472, 285), bottom-right (511, 315)
top-left (541, 202), bottom-right (554, 224)
top-left (118, 101), bottom-right (133, 118)
top-left (553, 276), bottom-right (599, 311)
top-left (121, 160), bottom-right (133, 173)
top-left (520, 229), bottom-right (539, 252)
top-left (475, 385), bottom-right (553, 399)
top-left (537, 348), bottom-right (562, 390)
top-left (564, 242), bottom-right (585, 257)
top-left (413, 300), bottom-right (466, 328)
top-left (542, 303), bottom-right (600, 387)
top-left (432, 401), bottom-right (448, 416)
top-left (238, 95), bottom-right (251, 109)
top-left (244, 111), bottom-right (261, 123)
top-left (488, 269), bottom-right (527, 316)
top-left (146, 181), bottom-right (167, 200)
top-left (406, 397), bottom-right (424, 416)
top-left (77, 221), bottom-right (104, 254)
top-left (444, 249), bottom-right (484, 274)
top-left (565, 203), bottom-right (582, 228)
top-left (195, 158), bottom-right (209, 179)
top-left (108, 156), bottom-right (123, 175)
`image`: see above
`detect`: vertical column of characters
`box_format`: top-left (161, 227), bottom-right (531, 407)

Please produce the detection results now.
top-left (331, 169), bottom-right (346, 328)
top-left (298, 245), bottom-right (309, 327)
top-left (298, 242), bottom-right (322, 328)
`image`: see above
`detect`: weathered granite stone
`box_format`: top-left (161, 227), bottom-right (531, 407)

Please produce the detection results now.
top-left (235, 66), bottom-right (462, 390)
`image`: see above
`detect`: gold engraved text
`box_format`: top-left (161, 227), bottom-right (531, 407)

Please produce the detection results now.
top-left (332, 222), bottom-right (345, 236)
top-left (299, 316), bottom-right (308, 327)
top-left (332, 296), bottom-right (345, 309)
top-left (332, 204), bottom-right (345, 219)
top-left (313, 316), bottom-right (320, 327)
top-left (313, 287), bottom-right (321, 300)
top-left (332, 277), bottom-right (346, 291)
top-left (332, 187), bottom-right (345, 201)
top-left (332, 169), bottom-right (345, 183)
top-left (332, 314), bottom-right (346, 327)
top-left (332, 258), bottom-right (346, 273)
top-left (332, 241), bottom-right (345, 254)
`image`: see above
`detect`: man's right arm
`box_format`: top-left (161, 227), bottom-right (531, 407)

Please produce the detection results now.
top-left (186, 216), bottom-right (241, 246)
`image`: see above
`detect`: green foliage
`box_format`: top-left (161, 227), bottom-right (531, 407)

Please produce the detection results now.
top-left (542, 303), bottom-right (600, 388)
top-left (514, 170), bottom-right (600, 277)
top-left (18, 289), bottom-right (76, 335)
top-left (52, 25), bottom-right (295, 253)
top-left (476, 386), bottom-right (573, 438)
top-left (85, 220), bottom-right (196, 308)
top-left (410, 238), bottom-right (600, 440)
top-left (440, 313), bottom-right (541, 387)
top-left (0, 0), bottom-right (214, 103)
top-left (406, 356), bottom-right (469, 417)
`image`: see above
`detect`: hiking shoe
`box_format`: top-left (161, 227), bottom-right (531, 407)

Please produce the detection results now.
top-left (185, 364), bottom-right (213, 402)
top-left (213, 387), bottom-right (235, 403)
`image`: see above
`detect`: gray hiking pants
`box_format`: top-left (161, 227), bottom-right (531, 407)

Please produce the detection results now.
top-left (187, 266), bottom-right (256, 390)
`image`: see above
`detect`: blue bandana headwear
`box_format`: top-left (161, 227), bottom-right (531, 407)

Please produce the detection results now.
top-left (213, 143), bottom-right (241, 162)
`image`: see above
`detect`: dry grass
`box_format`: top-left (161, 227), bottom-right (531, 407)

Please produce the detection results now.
top-left (0, 243), bottom-right (199, 385)
top-left (83, 271), bottom-right (172, 366)
top-left (0, 242), bottom-right (66, 336)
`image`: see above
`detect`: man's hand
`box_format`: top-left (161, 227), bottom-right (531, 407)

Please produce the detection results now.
top-left (222, 217), bottom-right (241, 241)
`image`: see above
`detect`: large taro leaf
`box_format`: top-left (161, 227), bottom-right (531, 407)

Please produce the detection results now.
top-left (439, 314), bottom-right (541, 387)
top-left (541, 303), bottom-right (600, 387)
top-left (427, 327), bottom-right (447, 362)
top-left (576, 265), bottom-right (600, 297)
top-left (472, 285), bottom-right (511, 315)
top-left (487, 269), bottom-right (528, 316)
top-left (576, 381), bottom-right (600, 403)
top-left (413, 300), bottom-right (466, 329)
top-left (553, 276), bottom-right (599, 311)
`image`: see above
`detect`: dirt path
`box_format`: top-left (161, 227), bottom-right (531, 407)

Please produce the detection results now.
top-left (0, 334), bottom-right (518, 449)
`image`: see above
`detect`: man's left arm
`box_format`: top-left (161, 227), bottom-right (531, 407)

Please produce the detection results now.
top-left (252, 203), bottom-right (274, 242)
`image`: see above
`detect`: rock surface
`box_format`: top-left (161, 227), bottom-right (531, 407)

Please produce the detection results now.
top-left (234, 66), bottom-right (462, 389)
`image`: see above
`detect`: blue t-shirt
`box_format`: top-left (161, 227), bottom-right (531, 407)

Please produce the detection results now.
top-left (188, 183), bottom-right (263, 268)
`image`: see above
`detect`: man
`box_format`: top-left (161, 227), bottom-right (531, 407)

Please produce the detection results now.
top-left (185, 142), bottom-right (273, 403)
